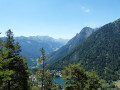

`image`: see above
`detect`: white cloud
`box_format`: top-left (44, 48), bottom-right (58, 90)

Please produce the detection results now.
top-left (81, 6), bottom-right (90, 13)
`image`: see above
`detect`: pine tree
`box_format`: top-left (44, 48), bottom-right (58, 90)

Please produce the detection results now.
top-left (3, 29), bottom-right (28, 90)
top-left (40, 48), bottom-right (45, 90)
top-left (36, 48), bottom-right (53, 90)
top-left (0, 33), bottom-right (14, 89)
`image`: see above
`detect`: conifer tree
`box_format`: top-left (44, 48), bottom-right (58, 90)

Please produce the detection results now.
top-left (36, 48), bottom-right (53, 90)
top-left (0, 33), bottom-right (14, 89)
top-left (0, 48), bottom-right (14, 89)
top-left (3, 29), bottom-right (28, 90)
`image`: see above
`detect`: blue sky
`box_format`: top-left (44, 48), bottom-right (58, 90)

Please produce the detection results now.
top-left (0, 0), bottom-right (120, 39)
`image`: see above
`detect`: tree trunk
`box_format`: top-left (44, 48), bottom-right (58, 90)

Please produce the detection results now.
top-left (8, 81), bottom-right (10, 90)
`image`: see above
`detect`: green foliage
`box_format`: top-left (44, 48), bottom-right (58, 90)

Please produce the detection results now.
top-left (31, 86), bottom-right (41, 90)
top-left (49, 18), bottom-right (120, 81)
top-left (0, 33), bottom-right (14, 88)
top-left (15, 36), bottom-right (66, 68)
top-left (35, 68), bottom-right (53, 90)
top-left (0, 30), bottom-right (29, 90)
top-left (62, 63), bottom-right (102, 90)
top-left (51, 83), bottom-right (62, 90)
top-left (101, 81), bottom-right (120, 90)
top-left (35, 48), bottom-right (54, 90)
top-left (33, 48), bottom-right (63, 90)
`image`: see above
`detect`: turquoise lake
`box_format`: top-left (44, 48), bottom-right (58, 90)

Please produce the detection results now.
top-left (54, 77), bottom-right (65, 86)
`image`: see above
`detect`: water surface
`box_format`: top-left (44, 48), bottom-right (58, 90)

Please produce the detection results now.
top-left (54, 77), bottom-right (65, 86)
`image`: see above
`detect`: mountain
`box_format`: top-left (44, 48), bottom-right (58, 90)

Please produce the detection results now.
top-left (47, 27), bottom-right (95, 63)
top-left (49, 18), bottom-right (120, 81)
top-left (14, 36), bottom-right (68, 68)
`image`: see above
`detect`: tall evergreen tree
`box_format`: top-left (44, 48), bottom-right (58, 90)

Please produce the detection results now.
top-left (3, 29), bottom-right (28, 90)
top-left (40, 48), bottom-right (45, 90)
top-left (0, 47), bottom-right (14, 89)
top-left (0, 33), bottom-right (14, 89)
top-left (35, 48), bottom-right (53, 90)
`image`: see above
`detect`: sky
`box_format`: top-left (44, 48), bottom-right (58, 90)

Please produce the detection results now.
top-left (0, 0), bottom-right (120, 39)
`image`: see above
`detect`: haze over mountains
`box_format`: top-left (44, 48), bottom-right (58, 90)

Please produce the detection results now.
top-left (15, 36), bottom-right (69, 67)
top-left (15, 27), bottom-right (97, 68)
top-left (1, 36), bottom-right (68, 68)
top-left (6, 26), bottom-right (95, 68)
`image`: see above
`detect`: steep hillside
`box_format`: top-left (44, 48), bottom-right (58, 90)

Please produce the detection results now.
top-left (47, 27), bottom-right (95, 63)
top-left (49, 19), bottom-right (120, 81)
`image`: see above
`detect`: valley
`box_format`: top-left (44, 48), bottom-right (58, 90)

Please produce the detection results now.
top-left (0, 0), bottom-right (120, 89)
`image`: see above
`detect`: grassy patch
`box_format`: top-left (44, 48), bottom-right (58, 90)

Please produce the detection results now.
top-left (115, 81), bottom-right (120, 88)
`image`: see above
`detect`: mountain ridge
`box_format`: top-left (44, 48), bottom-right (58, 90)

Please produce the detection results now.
top-left (49, 18), bottom-right (120, 81)
top-left (47, 27), bottom-right (95, 63)
top-left (1, 35), bottom-right (68, 68)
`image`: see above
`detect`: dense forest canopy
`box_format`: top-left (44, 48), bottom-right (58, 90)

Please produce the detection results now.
top-left (48, 18), bottom-right (120, 81)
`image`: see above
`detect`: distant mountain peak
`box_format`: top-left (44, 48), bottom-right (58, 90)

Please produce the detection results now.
top-left (13, 36), bottom-right (68, 68)
top-left (67, 27), bottom-right (94, 45)
top-left (81, 26), bottom-right (92, 30)
top-left (80, 27), bottom-right (94, 34)
top-left (47, 26), bottom-right (95, 64)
